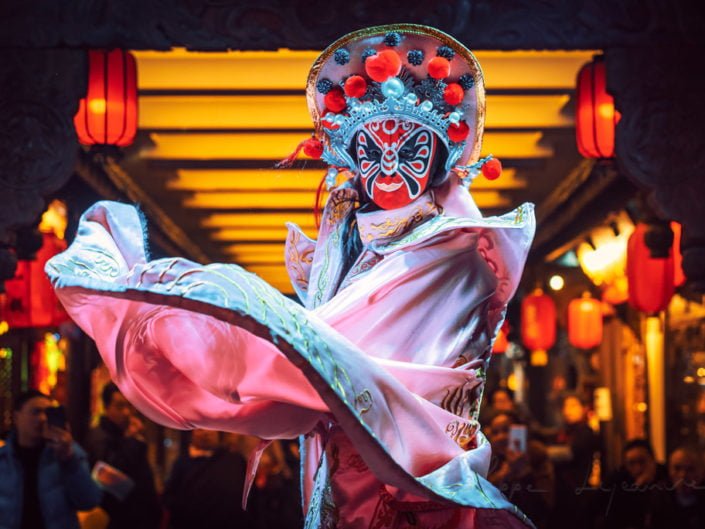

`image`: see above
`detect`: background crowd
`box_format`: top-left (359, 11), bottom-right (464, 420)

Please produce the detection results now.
top-left (2, 382), bottom-right (704, 529)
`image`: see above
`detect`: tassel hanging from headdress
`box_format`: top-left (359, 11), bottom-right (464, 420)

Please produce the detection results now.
top-left (275, 135), bottom-right (324, 168)
top-left (454, 154), bottom-right (502, 188)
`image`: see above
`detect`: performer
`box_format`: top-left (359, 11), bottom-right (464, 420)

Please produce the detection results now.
top-left (47, 25), bottom-right (535, 528)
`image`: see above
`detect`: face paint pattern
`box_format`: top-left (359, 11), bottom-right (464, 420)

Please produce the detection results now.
top-left (356, 119), bottom-right (438, 210)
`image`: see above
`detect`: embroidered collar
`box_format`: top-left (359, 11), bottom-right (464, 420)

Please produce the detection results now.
top-left (356, 191), bottom-right (440, 246)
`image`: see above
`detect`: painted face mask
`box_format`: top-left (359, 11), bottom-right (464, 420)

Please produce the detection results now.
top-left (356, 119), bottom-right (438, 210)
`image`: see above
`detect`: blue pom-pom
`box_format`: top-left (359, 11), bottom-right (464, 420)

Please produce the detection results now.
top-left (384, 32), bottom-right (402, 47)
top-left (458, 73), bottom-right (475, 90)
top-left (437, 45), bottom-right (455, 60)
top-left (361, 47), bottom-right (377, 62)
top-left (334, 48), bottom-right (350, 65)
top-left (317, 78), bottom-right (334, 94)
top-left (407, 49), bottom-right (424, 66)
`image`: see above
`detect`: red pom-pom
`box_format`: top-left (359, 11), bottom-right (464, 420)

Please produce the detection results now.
top-left (324, 87), bottom-right (347, 113)
top-left (364, 50), bottom-right (402, 82)
top-left (428, 56), bottom-right (451, 79)
top-left (344, 75), bottom-right (367, 98)
top-left (447, 121), bottom-right (469, 142)
top-left (302, 138), bottom-right (323, 159)
top-left (481, 158), bottom-right (502, 180)
top-left (443, 83), bottom-right (464, 106)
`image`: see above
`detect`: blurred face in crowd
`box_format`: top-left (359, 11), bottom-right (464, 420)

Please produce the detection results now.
top-left (624, 446), bottom-right (655, 481)
top-left (562, 396), bottom-right (586, 425)
top-left (191, 429), bottom-right (220, 451)
top-left (669, 448), bottom-right (703, 492)
top-left (487, 413), bottom-right (512, 456)
top-left (105, 391), bottom-right (132, 432)
top-left (14, 396), bottom-right (51, 447)
top-left (492, 390), bottom-right (514, 413)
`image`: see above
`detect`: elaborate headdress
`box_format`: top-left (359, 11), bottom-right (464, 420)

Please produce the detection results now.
top-left (281, 24), bottom-right (501, 188)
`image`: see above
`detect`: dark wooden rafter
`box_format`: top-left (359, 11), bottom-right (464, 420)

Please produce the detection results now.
top-left (74, 152), bottom-right (211, 263)
top-left (0, 0), bottom-right (702, 51)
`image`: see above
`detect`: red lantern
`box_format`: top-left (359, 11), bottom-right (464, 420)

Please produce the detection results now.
top-left (627, 223), bottom-right (675, 313)
top-left (521, 289), bottom-right (556, 364)
top-left (74, 49), bottom-right (138, 146)
top-left (493, 321), bottom-right (509, 354)
top-left (576, 56), bottom-right (619, 159)
top-left (671, 222), bottom-right (686, 287)
top-left (2, 233), bottom-right (68, 328)
top-left (568, 292), bottom-right (603, 349)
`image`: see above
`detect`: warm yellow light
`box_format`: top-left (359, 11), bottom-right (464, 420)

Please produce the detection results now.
top-left (683, 375), bottom-right (696, 384)
top-left (170, 168), bottom-right (524, 192)
top-left (697, 367), bottom-right (705, 378)
top-left (39, 199), bottom-right (68, 239)
top-left (507, 373), bottom-right (517, 392)
top-left (531, 349), bottom-right (548, 366)
top-left (598, 102), bottom-right (614, 120)
top-left (88, 98), bottom-right (107, 114)
top-left (576, 213), bottom-right (634, 289)
top-left (549, 274), bottom-right (565, 291)
top-left (0, 347), bottom-right (11, 359)
top-left (0, 321), bottom-right (8, 336)
top-left (146, 132), bottom-right (552, 160)
top-left (135, 49), bottom-right (596, 91)
top-left (635, 402), bottom-right (648, 412)
top-left (184, 190), bottom-right (509, 210)
top-left (139, 94), bottom-right (572, 130)
top-left (202, 212), bottom-right (316, 229)
top-left (212, 228), bottom-right (293, 242)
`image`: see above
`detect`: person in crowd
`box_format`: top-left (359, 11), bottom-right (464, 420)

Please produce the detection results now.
top-left (546, 392), bottom-right (600, 529)
top-left (162, 428), bottom-right (254, 528)
top-left (596, 438), bottom-right (669, 529)
top-left (646, 446), bottom-right (705, 529)
top-left (84, 383), bottom-right (161, 529)
top-left (481, 387), bottom-right (537, 433)
top-left (249, 441), bottom-right (302, 529)
top-left (0, 389), bottom-right (101, 529)
top-left (486, 411), bottom-right (555, 528)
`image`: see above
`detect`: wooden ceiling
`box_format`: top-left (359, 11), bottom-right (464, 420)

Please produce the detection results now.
top-left (115, 49), bottom-right (595, 295)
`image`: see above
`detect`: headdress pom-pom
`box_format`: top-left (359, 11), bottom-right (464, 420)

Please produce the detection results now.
top-left (481, 157), bottom-right (502, 180)
top-left (303, 138), bottom-right (324, 159)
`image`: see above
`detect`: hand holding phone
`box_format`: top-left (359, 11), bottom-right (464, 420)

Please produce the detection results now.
top-left (46, 405), bottom-right (67, 430)
top-left (44, 405), bottom-right (73, 461)
top-left (508, 424), bottom-right (528, 454)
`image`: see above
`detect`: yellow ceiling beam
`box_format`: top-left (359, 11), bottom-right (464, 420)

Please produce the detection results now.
top-left (223, 243), bottom-right (285, 256)
top-left (212, 227), bottom-right (314, 242)
top-left (139, 94), bottom-right (572, 130)
top-left (183, 190), bottom-right (509, 209)
top-left (146, 132), bottom-right (552, 160)
top-left (171, 168), bottom-right (524, 192)
top-left (135, 49), bottom-right (595, 91)
top-left (202, 211), bottom-right (317, 228)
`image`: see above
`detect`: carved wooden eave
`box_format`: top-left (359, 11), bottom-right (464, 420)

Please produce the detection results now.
top-left (0, 0), bottom-right (702, 51)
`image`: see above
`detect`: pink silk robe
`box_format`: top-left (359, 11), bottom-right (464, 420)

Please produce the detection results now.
top-left (46, 176), bottom-right (535, 529)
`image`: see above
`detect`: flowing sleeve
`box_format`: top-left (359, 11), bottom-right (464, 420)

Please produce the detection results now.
top-left (46, 201), bottom-right (532, 524)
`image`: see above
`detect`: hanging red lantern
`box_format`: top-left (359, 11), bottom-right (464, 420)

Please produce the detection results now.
top-left (576, 56), bottom-right (619, 159)
top-left (521, 289), bottom-right (556, 365)
top-left (74, 49), bottom-right (138, 146)
top-left (568, 292), bottom-right (603, 349)
top-left (627, 223), bottom-right (675, 313)
top-left (492, 321), bottom-right (509, 354)
top-left (2, 233), bottom-right (68, 328)
top-left (671, 222), bottom-right (686, 287)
